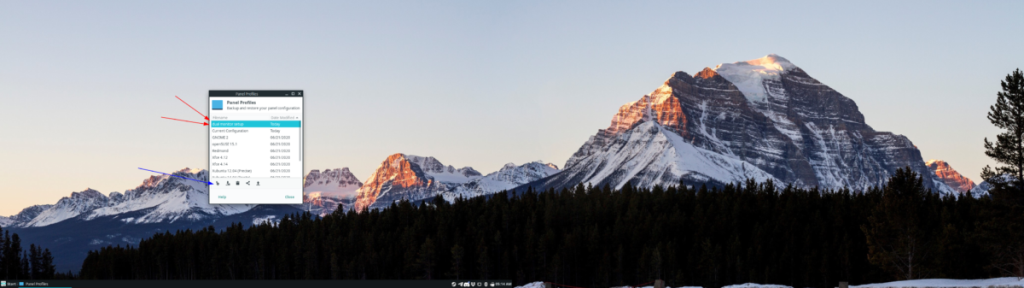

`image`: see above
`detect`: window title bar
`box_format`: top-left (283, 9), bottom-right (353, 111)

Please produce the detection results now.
top-left (209, 90), bottom-right (303, 97)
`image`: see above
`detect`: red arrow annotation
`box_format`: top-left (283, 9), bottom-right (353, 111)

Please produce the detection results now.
top-left (175, 95), bottom-right (209, 121)
top-left (161, 117), bottom-right (209, 126)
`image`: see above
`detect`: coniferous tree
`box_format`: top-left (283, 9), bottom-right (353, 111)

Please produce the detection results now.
top-left (862, 168), bottom-right (932, 280)
top-left (0, 226), bottom-right (5, 279)
top-left (71, 177), bottom-right (1017, 285)
top-left (7, 233), bottom-right (22, 279)
top-left (29, 244), bottom-right (40, 279)
top-left (448, 244), bottom-right (464, 280)
top-left (417, 238), bottom-right (436, 280)
top-left (983, 68), bottom-right (1024, 201)
top-left (476, 241), bottom-right (489, 280)
top-left (980, 68), bottom-right (1024, 278)
top-left (20, 250), bottom-right (29, 279)
top-left (40, 248), bottom-right (55, 279)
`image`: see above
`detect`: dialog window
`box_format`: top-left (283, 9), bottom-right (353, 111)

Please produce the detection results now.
top-left (209, 90), bottom-right (303, 204)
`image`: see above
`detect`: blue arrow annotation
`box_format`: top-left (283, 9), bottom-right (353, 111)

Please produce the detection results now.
top-left (138, 167), bottom-right (213, 185)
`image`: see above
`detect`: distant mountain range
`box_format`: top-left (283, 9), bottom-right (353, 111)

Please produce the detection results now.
top-left (0, 159), bottom-right (561, 273)
top-left (1, 54), bottom-right (989, 273)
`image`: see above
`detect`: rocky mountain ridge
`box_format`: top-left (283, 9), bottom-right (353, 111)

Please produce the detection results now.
top-left (925, 160), bottom-right (976, 193)
top-left (304, 167), bottom-right (363, 199)
top-left (354, 153), bottom-right (560, 211)
top-left (6, 169), bottom-right (258, 228)
top-left (526, 54), bottom-right (956, 195)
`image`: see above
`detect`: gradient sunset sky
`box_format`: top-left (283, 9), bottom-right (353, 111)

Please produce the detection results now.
top-left (1, 0), bottom-right (1022, 215)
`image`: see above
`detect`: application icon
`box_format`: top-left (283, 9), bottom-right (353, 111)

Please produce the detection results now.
top-left (212, 100), bottom-right (223, 110)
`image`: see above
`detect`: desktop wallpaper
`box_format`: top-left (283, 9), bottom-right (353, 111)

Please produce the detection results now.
top-left (1, 1), bottom-right (1023, 287)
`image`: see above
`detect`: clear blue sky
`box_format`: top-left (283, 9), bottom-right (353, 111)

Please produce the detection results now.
top-left (1, 0), bottom-right (1021, 215)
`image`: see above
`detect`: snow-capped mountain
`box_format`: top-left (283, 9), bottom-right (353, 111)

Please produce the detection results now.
top-left (353, 154), bottom-right (459, 211)
top-left (449, 161), bottom-right (560, 200)
top-left (24, 188), bottom-right (114, 227)
top-left (925, 160), bottom-right (976, 193)
top-left (88, 169), bottom-right (255, 224)
top-left (969, 174), bottom-right (1016, 197)
top-left (14, 169), bottom-right (256, 228)
top-left (970, 181), bottom-right (995, 197)
top-left (405, 155), bottom-right (483, 183)
top-left (304, 168), bottom-right (363, 199)
top-left (2, 168), bottom-right (370, 229)
top-left (2, 204), bottom-right (53, 226)
top-left (354, 153), bottom-right (560, 211)
top-left (302, 192), bottom-right (356, 217)
top-left (2, 168), bottom-right (307, 272)
top-left (526, 54), bottom-right (956, 194)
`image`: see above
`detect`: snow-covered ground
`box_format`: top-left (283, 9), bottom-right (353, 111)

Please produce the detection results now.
top-left (722, 284), bottom-right (791, 288)
top-left (515, 278), bottom-right (1024, 288)
top-left (515, 281), bottom-right (701, 288)
top-left (852, 277), bottom-right (1024, 288)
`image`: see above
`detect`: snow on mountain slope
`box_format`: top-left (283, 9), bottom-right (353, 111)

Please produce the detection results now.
top-left (969, 174), bottom-right (1014, 197)
top-left (8, 168), bottom-right (256, 228)
top-left (354, 153), bottom-right (453, 211)
top-left (6, 204), bottom-right (53, 223)
top-left (302, 192), bottom-right (355, 217)
top-left (545, 54), bottom-right (956, 195)
top-left (532, 110), bottom-right (778, 191)
top-left (304, 168), bottom-right (363, 198)
top-left (405, 155), bottom-right (483, 184)
top-left (714, 54), bottom-right (796, 103)
top-left (354, 154), bottom-right (559, 211)
top-left (24, 188), bottom-right (112, 227)
top-left (448, 161), bottom-right (560, 200)
top-left (7, 167), bottom-right (377, 228)
top-left (87, 168), bottom-right (255, 224)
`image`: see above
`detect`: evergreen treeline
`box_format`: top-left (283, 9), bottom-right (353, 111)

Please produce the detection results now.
top-left (78, 168), bottom-right (1022, 287)
top-left (0, 226), bottom-right (57, 280)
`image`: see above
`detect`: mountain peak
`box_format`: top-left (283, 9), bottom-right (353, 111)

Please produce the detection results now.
top-left (354, 153), bottom-right (437, 212)
top-left (715, 54), bottom-right (796, 72)
top-left (555, 54), bottom-right (954, 195)
top-left (304, 167), bottom-right (363, 199)
top-left (925, 159), bottom-right (949, 168)
top-left (711, 54), bottom-right (801, 103)
top-left (72, 188), bottom-right (104, 199)
top-left (694, 67), bottom-right (720, 79)
top-left (176, 167), bottom-right (203, 174)
top-left (926, 159), bottom-right (976, 193)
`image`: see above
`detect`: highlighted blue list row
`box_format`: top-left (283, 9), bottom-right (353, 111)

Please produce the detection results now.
top-left (210, 120), bottom-right (301, 128)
